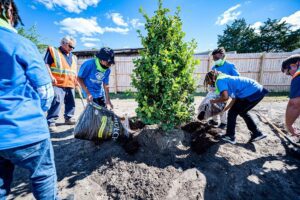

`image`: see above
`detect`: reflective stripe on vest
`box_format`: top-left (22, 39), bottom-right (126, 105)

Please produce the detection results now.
top-left (48, 46), bottom-right (77, 88)
top-left (215, 74), bottom-right (229, 95)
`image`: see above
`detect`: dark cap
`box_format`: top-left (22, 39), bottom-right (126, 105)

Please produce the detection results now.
top-left (96, 47), bottom-right (115, 64)
top-left (281, 54), bottom-right (300, 73)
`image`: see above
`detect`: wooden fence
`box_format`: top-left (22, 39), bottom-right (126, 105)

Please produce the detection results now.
top-left (77, 52), bottom-right (295, 93)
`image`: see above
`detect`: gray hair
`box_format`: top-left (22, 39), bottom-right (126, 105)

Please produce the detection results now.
top-left (60, 36), bottom-right (76, 46)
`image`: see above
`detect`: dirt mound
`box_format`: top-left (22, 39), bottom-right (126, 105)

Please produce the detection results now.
top-left (129, 118), bottom-right (146, 130)
top-left (182, 121), bottom-right (220, 154)
top-left (8, 99), bottom-right (300, 200)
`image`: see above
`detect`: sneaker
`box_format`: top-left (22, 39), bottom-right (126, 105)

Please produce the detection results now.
top-left (65, 118), bottom-right (76, 125)
top-left (208, 119), bottom-right (218, 126)
top-left (49, 123), bottom-right (57, 132)
top-left (250, 133), bottom-right (266, 142)
top-left (218, 123), bottom-right (227, 129)
top-left (222, 135), bottom-right (236, 144)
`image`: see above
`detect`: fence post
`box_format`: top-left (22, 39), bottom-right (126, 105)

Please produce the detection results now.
top-left (258, 52), bottom-right (266, 84)
top-left (114, 61), bottom-right (118, 94)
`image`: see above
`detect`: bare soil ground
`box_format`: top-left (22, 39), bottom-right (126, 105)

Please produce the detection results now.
top-left (9, 97), bottom-right (300, 200)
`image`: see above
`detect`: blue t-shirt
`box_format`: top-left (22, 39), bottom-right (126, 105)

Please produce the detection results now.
top-left (0, 26), bottom-right (51, 150)
top-left (290, 75), bottom-right (300, 99)
top-left (78, 59), bottom-right (111, 98)
top-left (216, 75), bottom-right (263, 99)
top-left (212, 61), bottom-right (240, 76)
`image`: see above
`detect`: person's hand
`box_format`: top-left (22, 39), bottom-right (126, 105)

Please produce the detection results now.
top-left (51, 75), bottom-right (57, 85)
top-left (210, 99), bottom-right (216, 104)
top-left (106, 100), bottom-right (114, 110)
top-left (87, 94), bottom-right (93, 102)
top-left (286, 124), bottom-right (300, 137)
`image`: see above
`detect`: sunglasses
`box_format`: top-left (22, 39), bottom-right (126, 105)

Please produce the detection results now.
top-left (68, 44), bottom-right (75, 49)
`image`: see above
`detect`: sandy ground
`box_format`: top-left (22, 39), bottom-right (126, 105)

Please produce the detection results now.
top-left (8, 96), bottom-right (300, 200)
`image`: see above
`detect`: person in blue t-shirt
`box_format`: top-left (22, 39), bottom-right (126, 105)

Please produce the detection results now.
top-left (0, 1), bottom-right (58, 199)
top-left (78, 47), bottom-right (115, 109)
top-left (281, 55), bottom-right (300, 137)
top-left (204, 71), bottom-right (268, 144)
top-left (208, 47), bottom-right (240, 129)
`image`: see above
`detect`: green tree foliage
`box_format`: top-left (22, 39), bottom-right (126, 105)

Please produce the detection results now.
top-left (17, 25), bottom-right (47, 53)
top-left (217, 19), bottom-right (258, 53)
top-left (132, 0), bottom-right (199, 131)
top-left (218, 18), bottom-right (300, 53)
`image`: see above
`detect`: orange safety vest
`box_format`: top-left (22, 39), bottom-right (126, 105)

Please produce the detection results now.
top-left (48, 46), bottom-right (77, 88)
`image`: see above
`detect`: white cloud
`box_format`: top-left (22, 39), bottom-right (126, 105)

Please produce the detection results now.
top-left (83, 43), bottom-right (97, 48)
top-left (104, 27), bottom-right (129, 34)
top-left (130, 19), bottom-right (144, 28)
top-left (57, 17), bottom-right (130, 38)
top-left (250, 21), bottom-right (263, 33)
top-left (56, 17), bottom-right (104, 36)
top-left (36, 0), bottom-right (100, 13)
top-left (280, 10), bottom-right (300, 31)
top-left (80, 37), bottom-right (101, 43)
top-left (107, 13), bottom-right (128, 27)
top-left (216, 4), bottom-right (242, 25)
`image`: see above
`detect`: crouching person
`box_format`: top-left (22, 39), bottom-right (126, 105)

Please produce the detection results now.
top-left (77, 47), bottom-right (115, 109)
top-left (204, 71), bottom-right (268, 144)
top-left (0, 0), bottom-right (58, 199)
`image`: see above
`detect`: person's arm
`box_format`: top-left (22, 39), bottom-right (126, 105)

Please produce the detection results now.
top-left (211, 90), bottom-right (229, 104)
top-left (77, 77), bottom-right (93, 102)
top-left (104, 84), bottom-right (113, 109)
top-left (45, 64), bottom-right (57, 84)
top-left (77, 61), bottom-right (93, 102)
top-left (17, 41), bottom-right (53, 110)
top-left (231, 63), bottom-right (240, 76)
top-left (285, 97), bottom-right (300, 136)
top-left (103, 69), bottom-right (113, 109)
top-left (223, 98), bottom-right (236, 112)
top-left (36, 83), bottom-right (54, 111)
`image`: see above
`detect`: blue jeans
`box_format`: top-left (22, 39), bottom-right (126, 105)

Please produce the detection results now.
top-left (0, 138), bottom-right (58, 200)
top-left (47, 86), bottom-right (75, 125)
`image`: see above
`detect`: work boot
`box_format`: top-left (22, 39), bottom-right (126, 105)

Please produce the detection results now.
top-left (65, 118), bottom-right (76, 125)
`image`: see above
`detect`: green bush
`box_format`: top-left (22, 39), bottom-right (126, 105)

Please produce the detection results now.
top-left (132, 0), bottom-right (199, 131)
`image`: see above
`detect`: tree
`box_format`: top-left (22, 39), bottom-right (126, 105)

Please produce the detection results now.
top-left (217, 19), bottom-right (258, 53)
top-left (132, 0), bottom-right (198, 131)
top-left (217, 18), bottom-right (300, 53)
top-left (259, 19), bottom-right (300, 52)
top-left (17, 25), bottom-right (47, 53)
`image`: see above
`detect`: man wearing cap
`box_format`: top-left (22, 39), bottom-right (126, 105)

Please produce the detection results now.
top-left (44, 36), bottom-right (78, 131)
top-left (281, 55), bottom-right (300, 137)
top-left (77, 47), bottom-right (115, 109)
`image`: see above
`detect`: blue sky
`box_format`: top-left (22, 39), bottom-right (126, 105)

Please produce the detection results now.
top-left (16, 0), bottom-right (300, 52)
